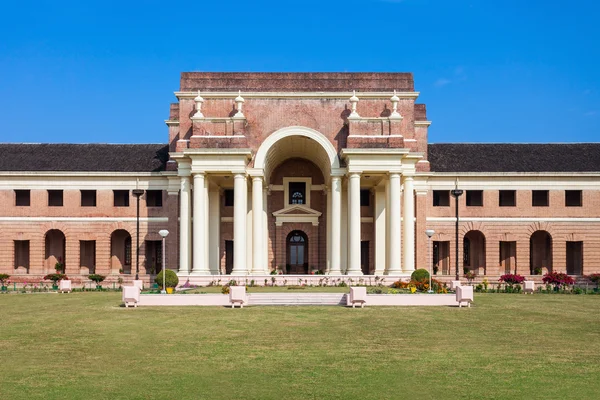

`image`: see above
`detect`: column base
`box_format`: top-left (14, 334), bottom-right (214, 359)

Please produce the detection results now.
top-left (189, 270), bottom-right (212, 276)
top-left (231, 269), bottom-right (249, 276)
top-left (385, 269), bottom-right (402, 275)
top-left (328, 270), bottom-right (342, 275)
top-left (346, 270), bottom-right (364, 276)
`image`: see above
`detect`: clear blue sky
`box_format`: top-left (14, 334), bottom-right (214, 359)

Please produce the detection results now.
top-left (1, 0), bottom-right (598, 144)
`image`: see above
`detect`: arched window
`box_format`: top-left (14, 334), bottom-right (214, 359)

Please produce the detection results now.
top-left (289, 182), bottom-right (306, 205)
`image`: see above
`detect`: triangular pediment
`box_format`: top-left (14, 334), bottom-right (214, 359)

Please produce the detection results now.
top-left (272, 205), bottom-right (322, 217)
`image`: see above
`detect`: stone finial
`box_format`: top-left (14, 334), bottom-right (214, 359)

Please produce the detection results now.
top-left (349, 90), bottom-right (360, 118)
top-left (193, 90), bottom-right (205, 119)
top-left (234, 90), bottom-right (245, 118)
top-left (390, 90), bottom-right (402, 119)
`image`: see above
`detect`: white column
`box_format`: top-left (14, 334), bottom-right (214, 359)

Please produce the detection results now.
top-left (374, 183), bottom-right (387, 275)
top-left (387, 173), bottom-right (402, 274)
top-left (191, 173), bottom-right (209, 275)
top-left (403, 175), bottom-right (415, 273)
top-left (347, 173), bottom-right (362, 275)
top-left (326, 185), bottom-right (332, 273)
top-left (251, 177), bottom-right (264, 274)
top-left (208, 189), bottom-right (220, 274)
top-left (232, 173), bottom-right (247, 274)
top-left (329, 176), bottom-right (342, 275)
top-left (263, 188), bottom-right (269, 274)
top-left (178, 175), bottom-right (191, 274)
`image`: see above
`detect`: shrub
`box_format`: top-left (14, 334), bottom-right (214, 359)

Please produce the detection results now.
top-left (464, 271), bottom-right (476, 282)
top-left (88, 274), bottom-right (106, 283)
top-left (542, 271), bottom-right (575, 289)
top-left (411, 269), bottom-right (430, 282)
top-left (55, 262), bottom-right (64, 272)
top-left (391, 281), bottom-right (409, 289)
top-left (221, 285), bottom-right (230, 294)
top-left (586, 273), bottom-right (600, 287)
top-left (573, 287), bottom-right (584, 295)
top-left (499, 274), bottom-right (525, 285)
top-left (43, 273), bottom-right (68, 283)
top-left (0, 274), bottom-right (10, 285)
top-left (155, 269), bottom-right (179, 289)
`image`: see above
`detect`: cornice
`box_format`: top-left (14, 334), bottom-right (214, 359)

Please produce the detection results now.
top-left (175, 91), bottom-right (420, 100)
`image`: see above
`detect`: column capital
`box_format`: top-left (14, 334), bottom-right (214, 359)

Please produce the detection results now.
top-left (348, 172), bottom-right (361, 179)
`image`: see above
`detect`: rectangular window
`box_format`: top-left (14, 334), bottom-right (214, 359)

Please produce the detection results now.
top-left (146, 190), bottom-right (163, 207)
top-left (499, 190), bottom-right (516, 207)
top-left (532, 190), bottom-right (549, 207)
top-left (114, 190), bottom-right (130, 207)
top-left (433, 190), bottom-right (450, 207)
top-left (48, 190), bottom-right (63, 207)
top-left (289, 182), bottom-right (306, 205)
top-left (81, 190), bottom-right (97, 207)
top-left (466, 190), bottom-right (483, 206)
top-left (565, 190), bottom-right (582, 207)
top-left (224, 189), bottom-right (234, 207)
top-left (360, 189), bottom-right (370, 207)
top-left (15, 190), bottom-right (30, 206)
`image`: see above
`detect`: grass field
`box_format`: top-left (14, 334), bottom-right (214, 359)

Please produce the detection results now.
top-left (1, 293), bottom-right (599, 399)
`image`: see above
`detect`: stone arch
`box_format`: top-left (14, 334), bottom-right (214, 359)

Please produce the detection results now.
top-left (460, 221), bottom-right (488, 237)
top-left (530, 230), bottom-right (553, 274)
top-left (463, 230), bottom-right (486, 274)
top-left (253, 126), bottom-right (341, 181)
top-left (44, 229), bottom-right (66, 274)
top-left (110, 229), bottom-right (132, 275)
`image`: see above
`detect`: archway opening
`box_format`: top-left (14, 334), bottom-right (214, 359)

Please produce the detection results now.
top-left (530, 230), bottom-right (552, 274)
top-left (111, 230), bottom-right (132, 274)
top-left (463, 230), bottom-right (486, 275)
top-left (286, 230), bottom-right (308, 274)
top-left (45, 229), bottom-right (65, 273)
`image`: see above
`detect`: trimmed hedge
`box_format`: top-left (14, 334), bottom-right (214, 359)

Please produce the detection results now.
top-left (155, 269), bottom-right (179, 289)
top-left (411, 268), bottom-right (430, 282)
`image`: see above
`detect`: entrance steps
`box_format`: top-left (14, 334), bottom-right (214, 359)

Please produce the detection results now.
top-left (247, 293), bottom-right (347, 306)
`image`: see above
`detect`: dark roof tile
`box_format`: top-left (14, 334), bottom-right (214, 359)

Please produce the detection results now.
top-left (428, 143), bottom-right (600, 173)
top-left (0, 144), bottom-right (169, 172)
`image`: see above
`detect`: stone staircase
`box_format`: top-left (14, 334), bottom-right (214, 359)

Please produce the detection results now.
top-left (247, 293), bottom-right (347, 306)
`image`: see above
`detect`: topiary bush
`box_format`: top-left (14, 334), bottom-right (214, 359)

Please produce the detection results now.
top-left (88, 274), bottom-right (106, 283)
top-left (411, 268), bottom-right (430, 282)
top-left (155, 269), bottom-right (179, 289)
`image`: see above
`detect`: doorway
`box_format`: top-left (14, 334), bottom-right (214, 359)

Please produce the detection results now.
top-left (225, 240), bottom-right (233, 275)
top-left (287, 230), bottom-right (308, 274)
top-left (361, 241), bottom-right (370, 275)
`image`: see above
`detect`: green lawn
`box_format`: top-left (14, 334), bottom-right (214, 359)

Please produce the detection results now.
top-left (1, 293), bottom-right (599, 399)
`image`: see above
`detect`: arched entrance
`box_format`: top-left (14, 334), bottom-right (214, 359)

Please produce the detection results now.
top-left (45, 229), bottom-right (65, 273)
top-left (530, 230), bottom-right (552, 274)
top-left (287, 230), bottom-right (308, 274)
top-left (463, 230), bottom-right (486, 274)
top-left (111, 230), bottom-right (132, 274)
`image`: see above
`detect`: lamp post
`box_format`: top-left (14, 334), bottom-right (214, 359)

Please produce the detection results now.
top-left (425, 229), bottom-right (435, 293)
top-left (132, 189), bottom-right (144, 281)
top-left (450, 182), bottom-right (463, 281)
top-left (159, 229), bottom-right (169, 294)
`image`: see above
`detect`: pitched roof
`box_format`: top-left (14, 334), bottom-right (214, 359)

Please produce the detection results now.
top-left (428, 143), bottom-right (600, 173)
top-left (0, 144), bottom-right (169, 172)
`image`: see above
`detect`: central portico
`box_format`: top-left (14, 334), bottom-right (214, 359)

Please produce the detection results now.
top-left (165, 72), bottom-right (432, 280)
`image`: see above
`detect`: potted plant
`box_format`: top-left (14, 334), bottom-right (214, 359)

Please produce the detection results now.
top-left (155, 269), bottom-right (179, 294)
top-left (586, 273), bottom-right (600, 293)
top-left (0, 274), bottom-right (9, 291)
top-left (499, 274), bottom-right (525, 293)
top-left (464, 271), bottom-right (476, 284)
top-left (55, 261), bottom-right (64, 273)
top-left (44, 273), bottom-right (68, 290)
top-left (89, 274), bottom-right (106, 290)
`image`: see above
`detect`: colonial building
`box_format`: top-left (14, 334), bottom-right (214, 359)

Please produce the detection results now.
top-left (1, 72), bottom-right (599, 284)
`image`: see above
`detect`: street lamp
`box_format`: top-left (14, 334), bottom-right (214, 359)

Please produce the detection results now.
top-left (132, 189), bottom-right (144, 281)
top-left (450, 181), bottom-right (463, 281)
top-left (159, 230), bottom-right (169, 294)
top-left (425, 229), bottom-right (435, 293)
